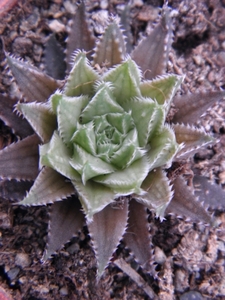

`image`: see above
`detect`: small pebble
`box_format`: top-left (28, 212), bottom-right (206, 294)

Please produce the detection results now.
top-left (154, 246), bottom-right (166, 264)
top-left (63, 1), bottom-right (76, 14)
top-left (59, 286), bottom-right (69, 296)
top-left (7, 267), bottom-right (20, 282)
top-left (180, 291), bottom-right (204, 300)
top-left (48, 20), bottom-right (65, 33)
top-left (35, 285), bottom-right (49, 294)
top-left (193, 55), bottom-right (203, 66)
top-left (15, 253), bottom-right (31, 268)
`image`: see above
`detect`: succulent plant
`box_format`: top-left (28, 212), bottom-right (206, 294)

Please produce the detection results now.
top-left (0, 2), bottom-right (225, 279)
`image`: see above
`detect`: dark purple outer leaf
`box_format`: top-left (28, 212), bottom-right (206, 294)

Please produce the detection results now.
top-left (66, 2), bottom-right (95, 72)
top-left (42, 196), bottom-right (85, 261)
top-left (165, 176), bottom-right (211, 224)
top-left (0, 95), bottom-right (33, 138)
top-left (6, 55), bottom-right (60, 102)
top-left (131, 6), bottom-right (172, 80)
top-left (0, 179), bottom-right (33, 200)
top-left (44, 34), bottom-right (66, 80)
top-left (193, 175), bottom-right (225, 209)
top-left (120, 5), bottom-right (133, 54)
top-left (93, 21), bottom-right (126, 68)
top-left (172, 91), bottom-right (225, 125)
top-left (123, 199), bottom-right (152, 268)
top-left (88, 200), bottom-right (129, 277)
top-left (0, 134), bottom-right (39, 180)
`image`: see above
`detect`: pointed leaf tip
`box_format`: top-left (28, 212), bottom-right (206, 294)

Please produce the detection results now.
top-left (88, 201), bottom-right (128, 277)
top-left (136, 168), bottom-right (173, 220)
top-left (173, 91), bottom-right (225, 125)
top-left (44, 34), bottom-right (66, 80)
top-left (16, 102), bottom-right (57, 143)
top-left (0, 94), bottom-right (33, 138)
top-left (131, 6), bottom-right (172, 79)
top-left (6, 54), bottom-right (60, 102)
top-left (193, 175), bottom-right (225, 209)
top-left (166, 176), bottom-right (211, 224)
top-left (123, 200), bottom-right (152, 268)
top-left (18, 167), bottom-right (75, 206)
top-left (43, 197), bottom-right (84, 261)
top-left (66, 1), bottom-right (95, 71)
top-left (93, 20), bottom-right (126, 68)
top-left (174, 124), bottom-right (215, 158)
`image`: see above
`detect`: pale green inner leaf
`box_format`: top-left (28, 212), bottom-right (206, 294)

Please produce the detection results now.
top-left (72, 180), bottom-right (115, 221)
top-left (110, 129), bottom-right (144, 169)
top-left (71, 122), bottom-right (96, 155)
top-left (105, 112), bottom-right (134, 135)
top-left (121, 97), bottom-right (164, 147)
top-left (103, 59), bottom-right (141, 103)
top-left (136, 168), bottom-right (173, 220)
top-left (57, 95), bottom-right (89, 144)
top-left (50, 93), bottom-right (63, 114)
top-left (140, 75), bottom-right (182, 106)
top-left (94, 156), bottom-right (149, 195)
top-left (18, 167), bottom-right (75, 206)
top-left (40, 131), bottom-right (80, 180)
top-left (147, 126), bottom-right (180, 170)
top-left (64, 52), bottom-right (99, 97)
top-left (80, 84), bottom-right (124, 124)
top-left (17, 102), bottom-right (57, 143)
top-left (71, 144), bottom-right (115, 184)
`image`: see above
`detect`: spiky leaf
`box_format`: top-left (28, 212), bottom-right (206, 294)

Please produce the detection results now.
top-left (123, 200), bottom-right (151, 267)
top-left (0, 95), bottom-right (33, 138)
top-left (45, 34), bottom-right (66, 80)
top-left (103, 58), bottom-right (141, 102)
top-left (80, 83), bottom-right (123, 123)
top-left (93, 20), bottom-right (126, 67)
top-left (16, 102), bottom-right (57, 143)
top-left (0, 179), bottom-right (32, 200)
top-left (173, 124), bottom-right (214, 158)
top-left (131, 7), bottom-right (172, 79)
top-left (39, 131), bottom-right (80, 180)
top-left (57, 95), bottom-right (89, 144)
top-left (71, 144), bottom-right (115, 184)
top-left (121, 97), bottom-right (164, 147)
top-left (120, 5), bottom-right (132, 53)
top-left (0, 134), bottom-right (39, 180)
top-left (18, 167), bottom-right (75, 206)
top-left (88, 201), bottom-right (128, 277)
top-left (66, 2), bottom-right (95, 70)
top-left (193, 175), bottom-right (225, 209)
top-left (64, 51), bottom-right (99, 97)
top-left (147, 126), bottom-right (180, 170)
top-left (166, 176), bottom-right (211, 223)
top-left (6, 54), bottom-right (60, 102)
top-left (135, 168), bottom-right (173, 220)
top-left (72, 180), bottom-right (116, 221)
top-left (140, 74), bottom-right (183, 107)
top-left (94, 156), bottom-right (149, 195)
top-left (173, 91), bottom-right (225, 124)
top-left (42, 197), bottom-right (84, 261)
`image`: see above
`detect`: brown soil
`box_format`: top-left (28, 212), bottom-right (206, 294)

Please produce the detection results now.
top-left (0, 0), bottom-right (225, 299)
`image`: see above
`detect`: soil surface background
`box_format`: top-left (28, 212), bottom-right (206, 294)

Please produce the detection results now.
top-left (0, 0), bottom-right (225, 299)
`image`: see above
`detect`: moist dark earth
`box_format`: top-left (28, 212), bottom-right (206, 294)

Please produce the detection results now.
top-left (0, 0), bottom-right (225, 299)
